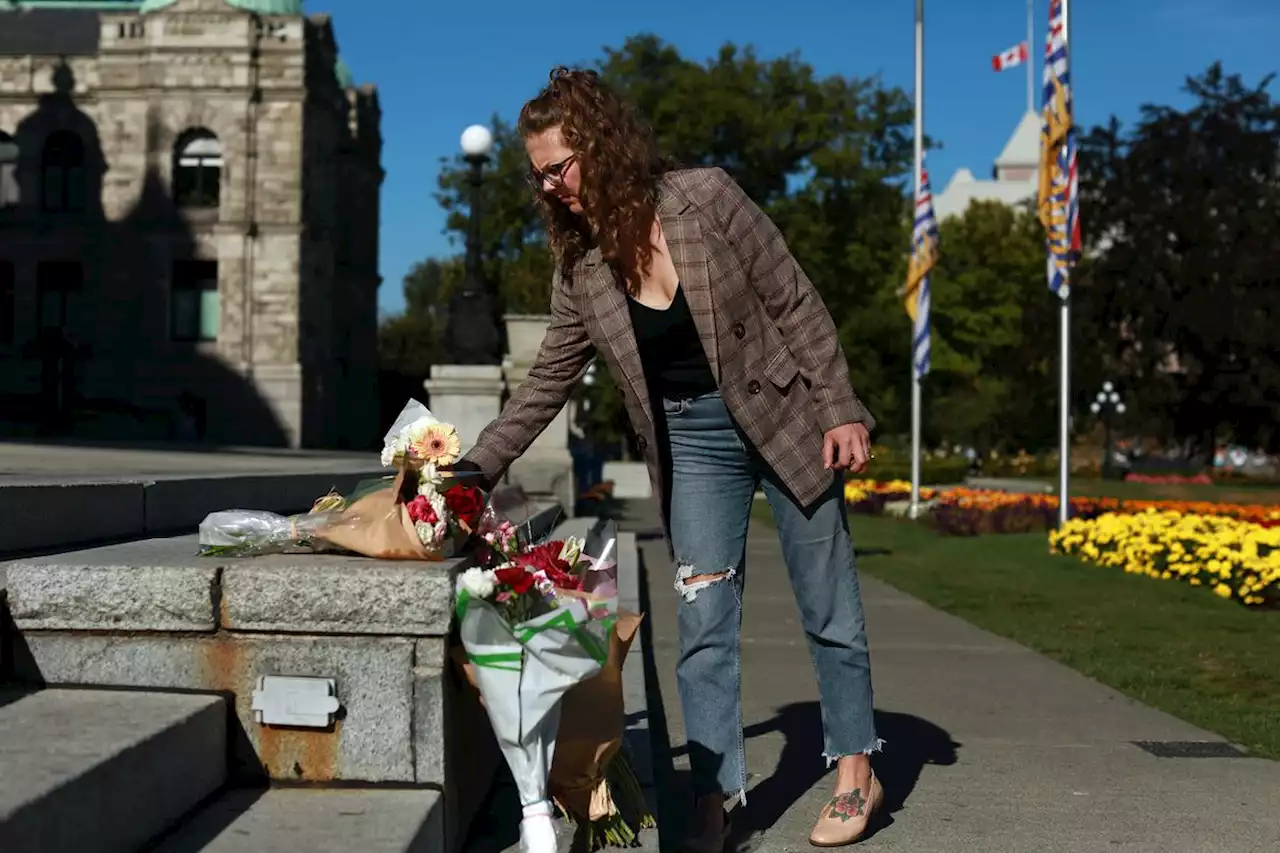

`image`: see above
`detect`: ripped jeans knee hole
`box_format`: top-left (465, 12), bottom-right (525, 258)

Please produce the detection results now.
top-left (674, 562), bottom-right (737, 603)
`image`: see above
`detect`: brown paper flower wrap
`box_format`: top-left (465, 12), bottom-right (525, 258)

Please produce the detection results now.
top-left (317, 466), bottom-right (447, 561)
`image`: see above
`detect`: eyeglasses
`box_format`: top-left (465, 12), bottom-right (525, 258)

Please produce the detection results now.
top-left (527, 154), bottom-right (577, 190)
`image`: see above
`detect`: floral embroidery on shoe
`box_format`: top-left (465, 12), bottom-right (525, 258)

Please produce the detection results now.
top-left (825, 789), bottom-right (867, 823)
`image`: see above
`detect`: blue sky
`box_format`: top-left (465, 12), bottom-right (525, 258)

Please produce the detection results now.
top-left (310, 0), bottom-right (1277, 316)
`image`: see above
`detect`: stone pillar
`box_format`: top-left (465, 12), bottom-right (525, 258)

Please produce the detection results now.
top-left (422, 365), bottom-right (506, 452)
top-left (500, 315), bottom-right (575, 511)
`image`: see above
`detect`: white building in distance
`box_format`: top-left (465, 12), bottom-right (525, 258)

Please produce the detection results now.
top-left (933, 111), bottom-right (1040, 222)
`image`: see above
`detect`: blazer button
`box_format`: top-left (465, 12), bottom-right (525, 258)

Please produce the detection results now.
top-left (732, 323), bottom-right (746, 339)
top-left (747, 380), bottom-right (761, 395)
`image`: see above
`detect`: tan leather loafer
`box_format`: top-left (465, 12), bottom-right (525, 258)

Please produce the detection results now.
top-left (808, 772), bottom-right (884, 847)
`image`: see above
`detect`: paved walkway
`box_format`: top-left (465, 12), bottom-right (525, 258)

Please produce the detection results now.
top-left (620, 500), bottom-right (1280, 853)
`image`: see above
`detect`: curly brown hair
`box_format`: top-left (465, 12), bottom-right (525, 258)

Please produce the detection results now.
top-left (518, 67), bottom-right (669, 293)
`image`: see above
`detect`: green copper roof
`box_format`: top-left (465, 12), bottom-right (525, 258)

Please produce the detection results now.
top-left (141, 0), bottom-right (304, 14)
top-left (225, 0), bottom-right (303, 13)
top-left (335, 56), bottom-right (354, 88)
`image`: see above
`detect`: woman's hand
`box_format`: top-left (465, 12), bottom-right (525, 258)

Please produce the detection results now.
top-left (823, 423), bottom-right (871, 473)
top-left (439, 459), bottom-right (492, 490)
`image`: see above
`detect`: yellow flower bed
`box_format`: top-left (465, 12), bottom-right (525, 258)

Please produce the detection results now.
top-left (844, 479), bottom-right (937, 504)
top-left (1049, 510), bottom-right (1280, 608)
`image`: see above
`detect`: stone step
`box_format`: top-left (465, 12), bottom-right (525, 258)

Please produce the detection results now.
top-left (0, 468), bottom-right (386, 557)
top-left (0, 688), bottom-right (227, 853)
top-left (153, 788), bottom-right (443, 853)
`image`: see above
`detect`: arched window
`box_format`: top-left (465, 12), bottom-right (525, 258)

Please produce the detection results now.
top-left (174, 129), bottom-right (222, 208)
top-left (41, 130), bottom-right (85, 212)
top-left (0, 132), bottom-right (18, 208)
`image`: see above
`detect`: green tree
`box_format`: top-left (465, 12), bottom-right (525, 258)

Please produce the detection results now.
top-left (403, 257), bottom-right (459, 317)
top-left (378, 258), bottom-right (461, 381)
top-left (377, 311), bottom-right (440, 379)
top-left (1078, 63), bottom-right (1280, 453)
top-left (922, 200), bottom-right (1057, 451)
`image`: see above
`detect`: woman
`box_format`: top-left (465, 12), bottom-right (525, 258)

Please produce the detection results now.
top-left (457, 67), bottom-right (883, 850)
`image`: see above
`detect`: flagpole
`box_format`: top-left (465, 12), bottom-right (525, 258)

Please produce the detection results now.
top-left (1057, 0), bottom-right (1073, 526)
top-left (909, 0), bottom-right (924, 520)
top-left (1026, 0), bottom-right (1035, 113)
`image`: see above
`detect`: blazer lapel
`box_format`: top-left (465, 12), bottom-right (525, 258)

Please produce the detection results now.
top-left (584, 250), bottom-right (652, 426)
top-left (659, 180), bottom-right (721, 383)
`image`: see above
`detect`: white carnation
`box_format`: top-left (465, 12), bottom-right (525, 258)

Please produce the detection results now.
top-left (380, 444), bottom-right (398, 468)
top-left (381, 433), bottom-right (410, 468)
top-left (417, 463), bottom-right (443, 492)
top-left (458, 567), bottom-right (497, 599)
top-left (415, 520), bottom-right (443, 548)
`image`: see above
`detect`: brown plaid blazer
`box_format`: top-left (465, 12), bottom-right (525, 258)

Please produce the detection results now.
top-left (464, 167), bottom-right (875, 517)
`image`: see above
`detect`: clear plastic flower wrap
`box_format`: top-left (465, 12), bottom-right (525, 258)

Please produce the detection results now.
top-left (468, 483), bottom-right (564, 566)
top-left (197, 508), bottom-right (342, 557)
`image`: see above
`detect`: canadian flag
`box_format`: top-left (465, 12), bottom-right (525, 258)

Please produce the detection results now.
top-left (991, 42), bottom-right (1029, 72)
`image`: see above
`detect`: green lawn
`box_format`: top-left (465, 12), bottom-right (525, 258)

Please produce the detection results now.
top-left (750, 504), bottom-right (1280, 759)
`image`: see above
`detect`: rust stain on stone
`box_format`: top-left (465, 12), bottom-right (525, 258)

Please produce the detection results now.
top-left (195, 634), bottom-right (342, 782)
top-left (199, 635), bottom-right (246, 693)
top-left (217, 592), bottom-right (231, 629)
top-left (257, 721), bottom-right (343, 781)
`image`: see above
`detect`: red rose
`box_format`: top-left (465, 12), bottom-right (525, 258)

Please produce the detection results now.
top-left (495, 565), bottom-right (535, 595)
top-left (406, 495), bottom-right (438, 525)
top-left (444, 484), bottom-right (485, 529)
top-left (519, 541), bottom-right (581, 591)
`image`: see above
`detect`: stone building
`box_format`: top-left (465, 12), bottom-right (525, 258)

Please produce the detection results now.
top-left (933, 111), bottom-right (1040, 222)
top-left (0, 0), bottom-right (383, 449)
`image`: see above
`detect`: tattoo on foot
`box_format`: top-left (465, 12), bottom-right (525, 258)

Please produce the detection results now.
top-left (826, 789), bottom-right (867, 822)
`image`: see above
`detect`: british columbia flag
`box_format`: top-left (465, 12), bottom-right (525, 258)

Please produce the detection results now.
top-left (903, 156), bottom-right (938, 379)
top-left (1038, 0), bottom-right (1080, 299)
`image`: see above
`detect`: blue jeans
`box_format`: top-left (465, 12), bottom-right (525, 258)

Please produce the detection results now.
top-left (663, 391), bottom-right (879, 802)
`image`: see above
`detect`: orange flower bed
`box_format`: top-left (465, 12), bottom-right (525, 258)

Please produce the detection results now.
top-left (935, 488), bottom-right (1280, 527)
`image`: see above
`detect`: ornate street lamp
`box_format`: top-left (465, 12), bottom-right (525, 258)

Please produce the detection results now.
top-left (1090, 381), bottom-right (1127, 479)
top-left (444, 124), bottom-right (503, 365)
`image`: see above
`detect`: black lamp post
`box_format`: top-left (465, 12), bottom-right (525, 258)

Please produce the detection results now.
top-left (1090, 381), bottom-right (1127, 479)
top-left (444, 124), bottom-right (503, 365)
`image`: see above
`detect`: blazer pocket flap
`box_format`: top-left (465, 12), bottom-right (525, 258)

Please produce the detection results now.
top-left (764, 348), bottom-right (800, 388)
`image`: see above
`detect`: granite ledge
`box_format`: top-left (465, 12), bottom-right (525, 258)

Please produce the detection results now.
top-left (2, 535), bottom-right (474, 636)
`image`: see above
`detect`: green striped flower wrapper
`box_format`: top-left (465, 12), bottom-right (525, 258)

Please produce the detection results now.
top-left (456, 589), bottom-right (616, 853)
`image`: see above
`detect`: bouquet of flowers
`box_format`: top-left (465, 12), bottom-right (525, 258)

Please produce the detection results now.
top-left (454, 513), bottom-right (653, 853)
top-left (198, 400), bottom-right (485, 560)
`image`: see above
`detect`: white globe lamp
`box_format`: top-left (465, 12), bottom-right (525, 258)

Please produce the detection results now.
top-left (460, 124), bottom-right (494, 159)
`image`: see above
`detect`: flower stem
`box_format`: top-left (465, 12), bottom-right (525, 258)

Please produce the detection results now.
top-left (553, 753), bottom-right (656, 850)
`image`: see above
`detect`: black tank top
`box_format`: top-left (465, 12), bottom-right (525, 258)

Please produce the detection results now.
top-left (627, 284), bottom-right (717, 399)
